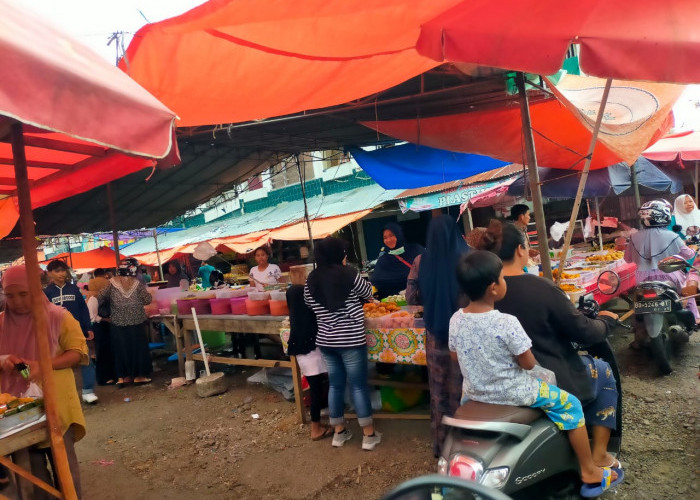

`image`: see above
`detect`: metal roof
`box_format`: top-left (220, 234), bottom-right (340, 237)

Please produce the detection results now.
top-left (122, 183), bottom-right (401, 255)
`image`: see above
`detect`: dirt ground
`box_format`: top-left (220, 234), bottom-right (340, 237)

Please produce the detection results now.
top-left (74, 327), bottom-right (699, 500)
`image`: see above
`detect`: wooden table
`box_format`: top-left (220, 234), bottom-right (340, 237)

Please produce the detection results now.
top-left (151, 314), bottom-right (183, 374)
top-left (177, 314), bottom-right (306, 424)
top-left (0, 417), bottom-right (62, 499)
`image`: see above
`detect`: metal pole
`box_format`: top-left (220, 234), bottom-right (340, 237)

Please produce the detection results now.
top-left (11, 122), bottom-right (79, 500)
top-left (556, 78), bottom-right (613, 284)
top-left (516, 73), bottom-right (552, 280)
top-left (296, 155), bottom-right (315, 263)
top-left (695, 161), bottom-right (698, 203)
top-left (153, 228), bottom-right (164, 281)
top-left (107, 183), bottom-right (121, 268)
top-left (66, 236), bottom-right (74, 269)
top-left (595, 197), bottom-right (604, 251)
top-left (630, 160), bottom-right (642, 229)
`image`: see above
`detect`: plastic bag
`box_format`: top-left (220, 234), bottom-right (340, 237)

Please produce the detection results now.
top-left (21, 382), bottom-right (43, 398)
top-left (528, 365), bottom-right (557, 386)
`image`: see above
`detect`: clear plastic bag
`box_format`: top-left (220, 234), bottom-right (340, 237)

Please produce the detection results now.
top-left (528, 365), bottom-right (557, 386)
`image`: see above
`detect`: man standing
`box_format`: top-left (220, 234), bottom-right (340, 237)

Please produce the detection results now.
top-left (198, 261), bottom-right (216, 288)
top-left (44, 260), bottom-right (97, 404)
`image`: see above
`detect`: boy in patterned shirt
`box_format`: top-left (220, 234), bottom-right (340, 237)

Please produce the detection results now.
top-left (449, 251), bottom-right (622, 497)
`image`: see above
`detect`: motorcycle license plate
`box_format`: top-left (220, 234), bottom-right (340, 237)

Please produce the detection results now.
top-left (634, 299), bottom-right (672, 314)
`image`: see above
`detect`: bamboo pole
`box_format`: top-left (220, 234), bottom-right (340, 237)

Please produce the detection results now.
top-left (296, 155), bottom-right (315, 263)
top-left (107, 183), bottom-right (121, 269)
top-left (630, 160), bottom-right (642, 229)
top-left (516, 73), bottom-right (552, 279)
top-left (0, 455), bottom-right (63, 498)
top-left (11, 122), bottom-right (78, 500)
top-left (556, 79), bottom-right (613, 284)
top-left (153, 228), bottom-right (164, 281)
top-left (695, 161), bottom-right (698, 203)
top-left (595, 197), bottom-right (604, 250)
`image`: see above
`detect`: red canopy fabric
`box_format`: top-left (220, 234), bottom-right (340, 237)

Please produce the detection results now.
top-left (417, 0), bottom-right (700, 84)
top-left (643, 131), bottom-right (700, 162)
top-left (41, 247), bottom-right (121, 273)
top-left (363, 75), bottom-right (680, 170)
top-left (119, 0), bottom-right (461, 126)
top-left (0, 0), bottom-right (180, 239)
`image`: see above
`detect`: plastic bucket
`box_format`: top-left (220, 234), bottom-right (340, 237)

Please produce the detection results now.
top-left (245, 299), bottom-right (270, 316)
top-left (177, 299), bottom-right (211, 316)
top-left (269, 300), bottom-right (289, 316)
top-left (210, 298), bottom-right (232, 315)
top-left (230, 297), bottom-right (247, 315)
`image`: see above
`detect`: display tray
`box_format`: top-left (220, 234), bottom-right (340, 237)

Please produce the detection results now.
top-left (0, 405), bottom-right (45, 434)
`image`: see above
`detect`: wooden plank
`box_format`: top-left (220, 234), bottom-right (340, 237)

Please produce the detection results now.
top-left (0, 422), bottom-right (49, 456)
top-left (368, 378), bottom-right (429, 390)
top-left (181, 318), bottom-right (284, 335)
top-left (0, 454), bottom-right (63, 499)
top-left (289, 355), bottom-right (307, 424)
top-left (191, 353), bottom-right (291, 368)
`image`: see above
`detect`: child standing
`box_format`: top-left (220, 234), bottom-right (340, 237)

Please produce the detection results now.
top-left (449, 251), bottom-right (623, 498)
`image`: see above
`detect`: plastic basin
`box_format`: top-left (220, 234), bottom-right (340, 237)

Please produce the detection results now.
top-left (245, 299), bottom-right (270, 316)
top-left (230, 297), bottom-right (247, 315)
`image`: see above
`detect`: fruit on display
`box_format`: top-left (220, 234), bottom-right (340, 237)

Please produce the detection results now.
top-left (363, 302), bottom-right (400, 318)
top-left (586, 250), bottom-right (624, 262)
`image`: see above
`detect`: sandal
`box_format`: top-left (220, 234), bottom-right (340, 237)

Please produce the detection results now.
top-left (134, 378), bottom-right (152, 385)
top-left (580, 467), bottom-right (624, 498)
top-left (311, 426), bottom-right (334, 441)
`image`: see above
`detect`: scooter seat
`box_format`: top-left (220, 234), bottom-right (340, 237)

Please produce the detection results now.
top-left (454, 400), bottom-right (541, 425)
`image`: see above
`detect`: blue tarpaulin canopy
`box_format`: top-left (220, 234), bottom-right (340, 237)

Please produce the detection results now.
top-left (508, 157), bottom-right (682, 198)
top-left (349, 144), bottom-right (509, 189)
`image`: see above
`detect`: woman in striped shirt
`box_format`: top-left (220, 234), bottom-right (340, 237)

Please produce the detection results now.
top-left (304, 237), bottom-right (381, 451)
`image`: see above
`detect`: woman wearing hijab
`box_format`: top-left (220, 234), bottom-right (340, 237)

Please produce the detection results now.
top-left (98, 258), bottom-right (153, 386)
top-left (0, 265), bottom-right (87, 497)
top-left (304, 237), bottom-right (380, 450)
top-left (164, 260), bottom-right (190, 290)
top-left (671, 194), bottom-right (700, 239)
top-left (405, 215), bottom-right (469, 456)
top-left (370, 222), bottom-right (424, 299)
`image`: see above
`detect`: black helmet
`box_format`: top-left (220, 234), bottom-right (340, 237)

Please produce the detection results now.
top-left (118, 257), bottom-right (139, 277)
top-left (638, 200), bottom-right (672, 228)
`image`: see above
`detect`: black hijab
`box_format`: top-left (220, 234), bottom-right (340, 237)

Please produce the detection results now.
top-left (306, 237), bottom-right (357, 312)
top-left (418, 215), bottom-right (469, 343)
top-left (371, 222), bottom-right (424, 298)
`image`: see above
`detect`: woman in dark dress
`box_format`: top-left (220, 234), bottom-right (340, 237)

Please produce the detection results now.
top-left (370, 222), bottom-right (423, 299)
top-left (406, 215), bottom-right (468, 456)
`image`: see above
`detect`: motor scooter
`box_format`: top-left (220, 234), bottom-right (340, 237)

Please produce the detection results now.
top-left (633, 251), bottom-right (699, 374)
top-left (381, 474), bottom-right (512, 500)
top-left (438, 271), bottom-right (625, 499)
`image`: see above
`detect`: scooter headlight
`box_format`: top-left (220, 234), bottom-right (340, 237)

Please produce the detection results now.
top-left (480, 467), bottom-right (510, 489)
top-left (448, 454), bottom-right (483, 482)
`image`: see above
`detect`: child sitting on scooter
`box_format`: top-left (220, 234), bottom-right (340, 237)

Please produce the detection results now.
top-left (448, 251), bottom-right (623, 498)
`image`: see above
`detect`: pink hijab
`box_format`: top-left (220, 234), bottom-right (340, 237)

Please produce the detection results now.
top-left (0, 265), bottom-right (64, 395)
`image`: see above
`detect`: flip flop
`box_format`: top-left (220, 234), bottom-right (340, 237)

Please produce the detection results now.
top-left (604, 457), bottom-right (622, 469)
top-left (580, 467), bottom-right (624, 498)
top-left (134, 378), bottom-right (152, 385)
top-left (311, 426), bottom-right (334, 441)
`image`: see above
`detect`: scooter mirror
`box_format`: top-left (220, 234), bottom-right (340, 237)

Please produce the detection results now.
top-left (597, 270), bottom-right (620, 295)
top-left (687, 225), bottom-right (700, 237)
top-left (658, 256), bottom-right (687, 273)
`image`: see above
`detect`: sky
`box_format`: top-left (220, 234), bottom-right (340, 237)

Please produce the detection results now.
top-left (16, 0), bottom-right (700, 132)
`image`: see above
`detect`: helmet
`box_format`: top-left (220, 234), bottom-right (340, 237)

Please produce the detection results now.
top-left (638, 200), bottom-right (672, 227)
top-left (118, 257), bottom-right (139, 277)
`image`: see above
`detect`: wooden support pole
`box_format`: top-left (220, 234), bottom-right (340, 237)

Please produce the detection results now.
top-left (296, 155), bottom-right (315, 263)
top-left (695, 161), bottom-right (698, 203)
top-left (516, 73), bottom-right (552, 280)
top-left (556, 78), bottom-right (613, 284)
top-left (630, 160), bottom-right (642, 229)
top-left (107, 183), bottom-right (121, 268)
top-left (595, 197), bottom-right (604, 250)
top-left (0, 455), bottom-right (63, 499)
top-left (11, 122), bottom-right (78, 500)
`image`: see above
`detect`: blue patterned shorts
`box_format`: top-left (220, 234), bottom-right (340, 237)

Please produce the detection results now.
top-left (531, 380), bottom-right (585, 431)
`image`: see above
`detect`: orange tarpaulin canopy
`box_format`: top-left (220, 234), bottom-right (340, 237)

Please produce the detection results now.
top-left (269, 211), bottom-right (371, 241)
top-left (0, 0), bottom-right (179, 239)
top-left (364, 75), bottom-right (681, 170)
top-left (120, 0), bottom-right (460, 126)
top-left (40, 246), bottom-right (121, 273)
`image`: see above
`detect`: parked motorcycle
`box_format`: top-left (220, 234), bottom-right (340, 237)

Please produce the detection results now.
top-left (632, 254), bottom-right (699, 375)
top-left (381, 474), bottom-right (512, 500)
top-left (437, 272), bottom-right (624, 499)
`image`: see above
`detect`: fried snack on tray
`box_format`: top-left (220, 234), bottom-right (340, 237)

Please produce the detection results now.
top-left (558, 284), bottom-right (582, 292)
top-left (363, 301), bottom-right (400, 317)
